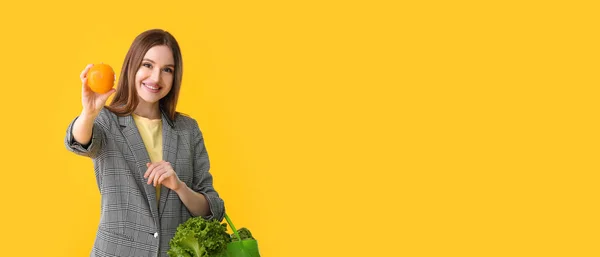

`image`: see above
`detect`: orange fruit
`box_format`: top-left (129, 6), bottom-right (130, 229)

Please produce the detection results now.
top-left (87, 64), bottom-right (115, 93)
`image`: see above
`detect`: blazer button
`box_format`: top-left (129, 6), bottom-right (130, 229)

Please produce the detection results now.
top-left (154, 232), bottom-right (158, 238)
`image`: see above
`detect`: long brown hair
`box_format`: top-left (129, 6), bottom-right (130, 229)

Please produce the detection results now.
top-left (107, 29), bottom-right (183, 121)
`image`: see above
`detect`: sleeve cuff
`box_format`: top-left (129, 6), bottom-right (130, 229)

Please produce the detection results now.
top-left (65, 116), bottom-right (102, 156)
top-left (198, 192), bottom-right (225, 221)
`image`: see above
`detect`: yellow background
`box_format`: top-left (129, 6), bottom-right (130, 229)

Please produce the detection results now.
top-left (0, 0), bottom-right (598, 256)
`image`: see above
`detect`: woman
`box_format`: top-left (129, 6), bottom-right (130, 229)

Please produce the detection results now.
top-left (65, 29), bottom-right (225, 257)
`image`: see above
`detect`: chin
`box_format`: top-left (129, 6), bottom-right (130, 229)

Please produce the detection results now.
top-left (137, 92), bottom-right (159, 104)
top-left (141, 96), bottom-right (163, 104)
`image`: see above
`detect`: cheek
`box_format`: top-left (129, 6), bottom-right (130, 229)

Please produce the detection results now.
top-left (162, 75), bottom-right (174, 89)
top-left (135, 69), bottom-right (150, 83)
top-left (134, 71), bottom-right (144, 84)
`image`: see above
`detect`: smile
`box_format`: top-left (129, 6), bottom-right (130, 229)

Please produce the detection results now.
top-left (143, 83), bottom-right (161, 92)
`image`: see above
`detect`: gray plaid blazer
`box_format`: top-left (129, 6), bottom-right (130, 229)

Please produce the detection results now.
top-left (65, 107), bottom-right (225, 257)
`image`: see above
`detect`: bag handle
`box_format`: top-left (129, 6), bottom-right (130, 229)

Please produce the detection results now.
top-left (224, 213), bottom-right (242, 241)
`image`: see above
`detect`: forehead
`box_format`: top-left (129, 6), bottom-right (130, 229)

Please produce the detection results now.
top-left (143, 45), bottom-right (174, 64)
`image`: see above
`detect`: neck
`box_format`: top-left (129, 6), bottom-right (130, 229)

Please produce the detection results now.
top-left (134, 101), bottom-right (161, 119)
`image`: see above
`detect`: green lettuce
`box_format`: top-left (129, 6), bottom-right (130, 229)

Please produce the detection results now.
top-left (168, 217), bottom-right (231, 257)
top-left (231, 228), bottom-right (255, 242)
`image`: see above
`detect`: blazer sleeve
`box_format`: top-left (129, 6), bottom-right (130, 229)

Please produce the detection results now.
top-left (191, 120), bottom-right (225, 221)
top-left (64, 109), bottom-right (108, 159)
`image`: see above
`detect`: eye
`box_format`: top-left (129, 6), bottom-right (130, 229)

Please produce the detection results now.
top-left (143, 63), bottom-right (152, 68)
top-left (163, 67), bottom-right (174, 73)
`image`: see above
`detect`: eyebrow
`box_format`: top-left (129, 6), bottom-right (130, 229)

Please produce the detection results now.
top-left (143, 58), bottom-right (175, 68)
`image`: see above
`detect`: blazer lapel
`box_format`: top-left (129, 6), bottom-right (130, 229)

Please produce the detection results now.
top-left (118, 114), bottom-right (160, 227)
top-left (159, 108), bottom-right (178, 218)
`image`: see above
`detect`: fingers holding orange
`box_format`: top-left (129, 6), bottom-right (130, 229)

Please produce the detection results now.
top-left (80, 64), bottom-right (93, 81)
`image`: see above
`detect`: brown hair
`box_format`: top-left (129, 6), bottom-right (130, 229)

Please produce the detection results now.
top-left (107, 29), bottom-right (183, 121)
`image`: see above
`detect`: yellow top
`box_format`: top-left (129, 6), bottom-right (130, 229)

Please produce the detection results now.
top-left (132, 113), bottom-right (163, 207)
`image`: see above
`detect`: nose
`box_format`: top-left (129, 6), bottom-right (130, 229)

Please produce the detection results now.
top-left (149, 67), bottom-right (161, 83)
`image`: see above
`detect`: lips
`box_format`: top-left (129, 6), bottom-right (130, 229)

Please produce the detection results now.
top-left (142, 82), bottom-right (161, 93)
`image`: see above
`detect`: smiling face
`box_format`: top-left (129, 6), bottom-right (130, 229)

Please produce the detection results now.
top-left (135, 45), bottom-right (175, 105)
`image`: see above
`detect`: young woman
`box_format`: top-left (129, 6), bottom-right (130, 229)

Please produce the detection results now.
top-left (65, 29), bottom-right (225, 257)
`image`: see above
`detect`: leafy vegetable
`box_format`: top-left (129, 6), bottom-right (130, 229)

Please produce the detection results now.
top-left (231, 228), bottom-right (255, 242)
top-left (168, 217), bottom-right (231, 257)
